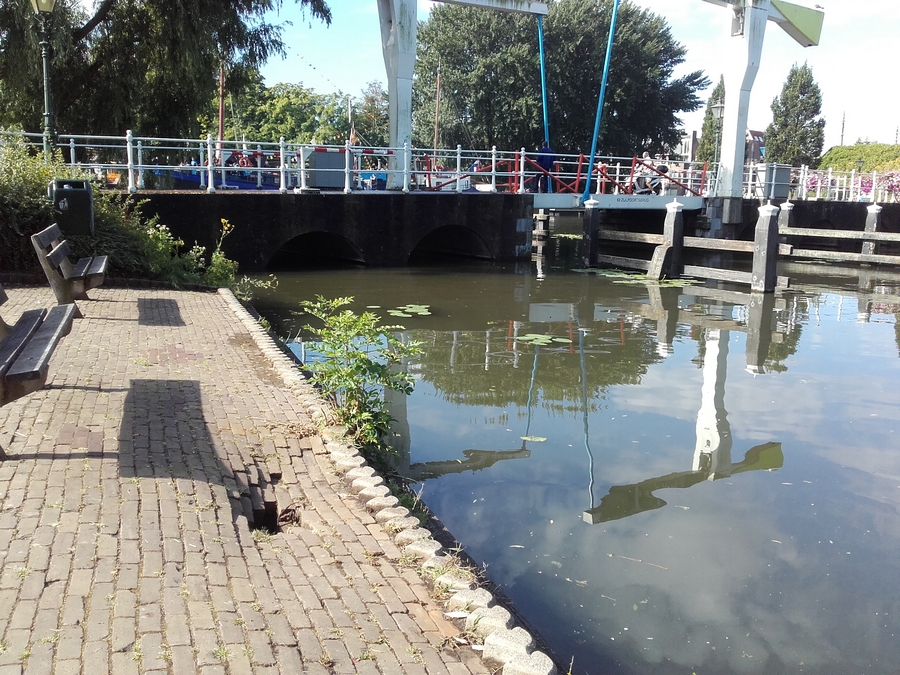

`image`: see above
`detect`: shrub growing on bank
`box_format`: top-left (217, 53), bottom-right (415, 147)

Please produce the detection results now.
top-left (299, 296), bottom-right (422, 454)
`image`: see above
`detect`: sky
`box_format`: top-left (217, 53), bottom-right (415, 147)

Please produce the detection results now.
top-left (258, 0), bottom-right (900, 151)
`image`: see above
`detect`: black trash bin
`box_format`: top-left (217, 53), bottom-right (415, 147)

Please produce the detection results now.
top-left (48, 179), bottom-right (95, 235)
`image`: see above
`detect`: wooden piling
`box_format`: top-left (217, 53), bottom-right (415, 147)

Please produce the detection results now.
top-left (751, 204), bottom-right (780, 293)
top-left (777, 200), bottom-right (794, 229)
top-left (861, 203), bottom-right (884, 256)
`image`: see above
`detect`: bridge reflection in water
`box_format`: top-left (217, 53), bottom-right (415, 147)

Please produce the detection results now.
top-left (393, 282), bottom-right (785, 525)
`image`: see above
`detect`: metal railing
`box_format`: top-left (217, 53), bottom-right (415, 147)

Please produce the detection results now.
top-left (9, 129), bottom-right (896, 203)
top-left (2, 129), bottom-right (718, 198)
top-left (740, 162), bottom-right (900, 203)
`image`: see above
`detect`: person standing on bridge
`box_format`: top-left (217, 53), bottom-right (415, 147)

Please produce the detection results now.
top-left (535, 141), bottom-right (556, 193)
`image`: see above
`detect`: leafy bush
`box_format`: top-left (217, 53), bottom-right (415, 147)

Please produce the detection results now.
top-left (299, 296), bottom-right (422, 452)
top-left (0, 134), bottom-right (274, 296)
top-left (0, 135), bottom-right (80, 270)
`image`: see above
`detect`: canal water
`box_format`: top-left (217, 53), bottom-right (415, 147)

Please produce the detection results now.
top-left (253, 258), bottom-right (900, 675)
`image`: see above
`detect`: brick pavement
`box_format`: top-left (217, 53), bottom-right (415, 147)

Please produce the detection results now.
top-left (0, 286), bottom-right (508, 675)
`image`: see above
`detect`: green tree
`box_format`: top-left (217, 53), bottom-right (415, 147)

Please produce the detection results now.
top-left (353, 81), bottom-right (390, 148)
top-left (696, 75), bottom-right (724, 163)
top-left (764, 62), bottom-right (825, 167)
top-left (413, 0), bottom-right (708, 155)
top-left (0, 0), bottom-right (331, 138)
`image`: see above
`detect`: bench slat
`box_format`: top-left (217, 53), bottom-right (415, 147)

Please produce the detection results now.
top-left (6, 304), bottom-right (76, 384)
top-left (33, 224), bottom-right (63, 251)
top-left (70, 257), bottom-right (92, 281)
top-left (86, 255), bottom-right (108, 278)
top-left (0, 309), bottom-right (46, 378)
top-left (47, 240), bottom-right (73, 273)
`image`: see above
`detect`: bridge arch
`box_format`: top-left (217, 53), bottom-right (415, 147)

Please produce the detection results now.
top-left (266, 231), bottom-right (365, 269)
top-left (408, 225), bottom-right (493, 264)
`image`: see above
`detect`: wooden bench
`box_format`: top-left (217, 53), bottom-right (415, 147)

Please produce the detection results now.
top-left (1, 284), bottom-right (76, 419)
top-left (31, 224), bottom-right (108, 313)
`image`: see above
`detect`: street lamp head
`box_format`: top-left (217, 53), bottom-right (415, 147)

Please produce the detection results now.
top-left (30, 0), bottom-right (57, 14)
top-left (711, 102), bottom-right (725, 120)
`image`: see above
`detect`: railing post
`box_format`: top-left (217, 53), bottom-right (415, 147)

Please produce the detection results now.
top-left (256, 145), bottom-right (262, 189)
top-left (68, 138), bottom-right (76, 165)
top-left (344, 141), bottom-right (352, 194)
top-left (403, 143), bottom-right (410, 194)
top-left (206, 134), bottom-right (216, 194)
top-left (125, 130), bottom-right (137, 194)
top-left (278, 137), bottom-right (287, 194)
top-left (850, 168), bottom-right (857, 201)
top-left (871, 171), bottom-right (878, 203)
top-left (456, 144), bottom-right (463, 193)
top-left (199, 142), bottom-right (207, 189)
top-left (299, 145), bottom-right (308, 191)
top-left (751, 203), bottom-right (780, 293)
top-left (491, 146), bottom-right (498, 193)
top-left (826, 168), bottom-right (833, 201)
top-left (136, 140), bottom-right (145, 190)
top-left (519, 148), bottom-right (526, 193)
top-left (862, 203), bottom-right (883, 256)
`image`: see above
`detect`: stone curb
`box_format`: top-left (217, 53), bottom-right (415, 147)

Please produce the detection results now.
top-left (220, 288), bottom-right (559, 675)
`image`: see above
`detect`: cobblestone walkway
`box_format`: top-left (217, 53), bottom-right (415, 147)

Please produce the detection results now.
top-left (0, 287), bottom-right (493, 675)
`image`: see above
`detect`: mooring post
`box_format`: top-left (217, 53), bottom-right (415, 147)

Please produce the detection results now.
top-left (745, 291), bottom-right (775, 374)
top-left (648, 199), bottom-right (684, 280)
top-left (862, 203), bottom-right (884, 256)
top-left (751, 203), bottom-right (780, 293)
top-left (580, 199), bottom-right (601, 267)
top-left (777, 200), bottom-right (794, 228)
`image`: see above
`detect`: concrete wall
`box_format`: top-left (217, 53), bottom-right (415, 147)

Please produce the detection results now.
top-left (135, 191), bottom-right (535, 271)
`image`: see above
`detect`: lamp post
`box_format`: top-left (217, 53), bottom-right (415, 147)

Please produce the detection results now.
top-left (30, 0), bottom-right (57, 161)
top-left (711, 102), bottom-right (725, 165)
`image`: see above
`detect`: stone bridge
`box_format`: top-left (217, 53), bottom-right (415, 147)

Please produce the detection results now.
top-left (137, 192), bottom-right (534, 271)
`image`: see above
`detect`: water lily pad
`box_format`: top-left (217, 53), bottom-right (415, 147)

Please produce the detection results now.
top-left (552, 338), bottom-right (572, 343)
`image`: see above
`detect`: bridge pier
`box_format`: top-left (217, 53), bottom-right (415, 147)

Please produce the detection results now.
top-left (135, 192), bottom-right (534, 271)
